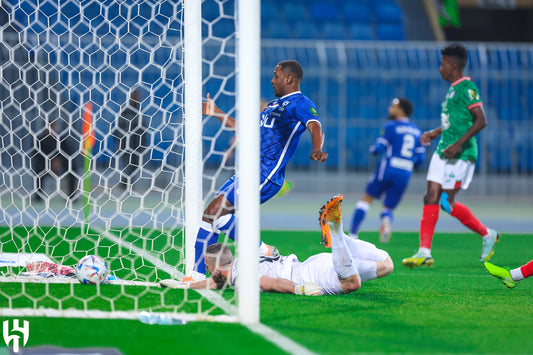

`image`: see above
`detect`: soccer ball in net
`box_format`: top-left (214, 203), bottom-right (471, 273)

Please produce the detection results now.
top-left (76, 255), bottom-right (109, 285)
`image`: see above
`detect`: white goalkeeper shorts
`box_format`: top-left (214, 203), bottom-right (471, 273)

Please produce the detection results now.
top-left (291, 240), bottom-right (389, 295)
top-left (426, 153), bottom-right (475, 190)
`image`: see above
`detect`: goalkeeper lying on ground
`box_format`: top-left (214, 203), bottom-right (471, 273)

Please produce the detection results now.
top-left (179, 195), bottom-right (393, 295)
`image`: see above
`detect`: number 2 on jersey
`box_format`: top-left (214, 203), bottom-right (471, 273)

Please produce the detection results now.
top-left (400, 134), bottom-right (415, 158)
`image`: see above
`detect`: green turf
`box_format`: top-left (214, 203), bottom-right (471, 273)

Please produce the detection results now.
top-left (1, 230), bottom-right (532, 354)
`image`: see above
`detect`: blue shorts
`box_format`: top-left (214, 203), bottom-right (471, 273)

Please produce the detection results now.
top-left (365, 171), bottom-right (410, 210)
top-left (217, 175), bottom-right (282, 206)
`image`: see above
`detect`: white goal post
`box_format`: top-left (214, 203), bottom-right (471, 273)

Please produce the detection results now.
top-left (0, 0), bottom-right (260, 324)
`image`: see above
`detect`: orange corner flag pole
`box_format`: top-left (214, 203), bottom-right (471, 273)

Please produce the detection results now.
top-left (82, 102), bottom-right (94, 232)
top-left (82, 102), bottom-right (95, 155)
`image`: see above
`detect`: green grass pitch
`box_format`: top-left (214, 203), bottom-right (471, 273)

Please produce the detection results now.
top-left (1, 229), bottom-right (532, 354)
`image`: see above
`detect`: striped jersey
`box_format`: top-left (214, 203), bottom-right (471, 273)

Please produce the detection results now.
top-left (259, 91), bottom-right (320, 186)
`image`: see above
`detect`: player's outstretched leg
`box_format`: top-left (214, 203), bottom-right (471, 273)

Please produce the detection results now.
top-left (318, 194), bottom-right (343, 248)
top-left (484, 262), bottom-right (517, 288)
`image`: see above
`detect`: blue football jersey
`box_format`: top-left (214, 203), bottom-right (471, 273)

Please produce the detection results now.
top-left (259, 92), bottom-right (320, 186)
top-left (370, 118), bottom-right (425, 178)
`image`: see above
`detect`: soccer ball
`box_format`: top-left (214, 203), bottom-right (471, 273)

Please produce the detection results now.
top-left (76, 255), bottom-right (108, 285)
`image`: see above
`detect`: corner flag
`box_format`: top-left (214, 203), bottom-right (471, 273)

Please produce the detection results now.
top-left (82, 102), bottom-right (95, 155)
top-left (81, 102), bottom-right (94, 231)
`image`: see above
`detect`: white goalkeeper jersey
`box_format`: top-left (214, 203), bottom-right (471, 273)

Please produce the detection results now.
top-left (230, 239), bottom-right (389, 295)
top-left (231, 253), bottom-right (343, 295)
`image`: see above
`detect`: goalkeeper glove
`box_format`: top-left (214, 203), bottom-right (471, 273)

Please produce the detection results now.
top-left (160, 279), bottom-right (190, 289)
top-left (294, 282), bottom-right (322, 296)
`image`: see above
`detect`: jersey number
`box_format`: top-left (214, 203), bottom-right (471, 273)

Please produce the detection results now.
top-left (400, 134), bottom-right (415, 158)
top-left (441, 113), bottom-right (450, 130)
top-left (260, 114), bottom-right (276, 128)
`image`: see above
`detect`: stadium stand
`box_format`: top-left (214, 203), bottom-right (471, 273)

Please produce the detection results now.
top-left (3, 0), bottom-right (531, 176)
top-left (261, 0), bottom-right (407, 41)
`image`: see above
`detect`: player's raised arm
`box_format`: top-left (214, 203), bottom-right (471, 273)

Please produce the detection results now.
top-left (202, 93), bottom-right (236, 131)
top-left (307, 121), bottom-right (328, 162)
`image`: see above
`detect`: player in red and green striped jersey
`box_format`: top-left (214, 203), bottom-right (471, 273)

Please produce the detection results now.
top-left (402, 43), bottom-right (500, 268)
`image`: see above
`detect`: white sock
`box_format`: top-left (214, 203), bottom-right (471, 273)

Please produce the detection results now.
top-left (481, 228), bottom-right (494, 239)
top-left (330, 222), bottom-right (358, 279)
top-left (258, 241), bottom-right (269, 255)
top-left (418, 247), bottom-right (431, 256)
top-left (342, 233), bottom-right (360, 257)
top-left (356, 200), bottom-right (370, 211)
top-left (510, 267), bottom-right (524, 281)
top-left (215, 214), bottom-right (232, 230)
top-left (328, 219), bottom-right (342, 235)
top-left (200, 220), bottom-right (213, 232)
top-left (358, 260), bottom-right (378, 282)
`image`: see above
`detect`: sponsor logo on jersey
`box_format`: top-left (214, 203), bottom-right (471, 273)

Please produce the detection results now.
top-left (468, 89), bottom-right (479, 101)
top-left (309, 107), bottom-right (318, 116)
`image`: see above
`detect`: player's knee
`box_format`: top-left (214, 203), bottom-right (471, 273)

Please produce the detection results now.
top-left (382, 257), bottom-right (394, 277)
top-left (423, 192), bottom-right (439, 205)
top-left (340, 275), bottom-right (361, 293)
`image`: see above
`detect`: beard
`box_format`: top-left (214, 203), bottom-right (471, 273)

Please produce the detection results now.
top-left (213, 272), bottom-right (227, 288)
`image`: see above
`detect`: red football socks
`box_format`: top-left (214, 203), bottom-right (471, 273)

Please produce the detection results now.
top-left (450, 202), bottom-right (488, 237)
top-left (420, 204), bottom-right (439, 249)
top-left (520, 259), bottom-right (533, 279)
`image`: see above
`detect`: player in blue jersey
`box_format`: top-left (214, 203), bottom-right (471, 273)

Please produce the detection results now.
top-left (195, 60), bottom-right (328, 274)
top-left (349, 98), bottom-right (425, 243)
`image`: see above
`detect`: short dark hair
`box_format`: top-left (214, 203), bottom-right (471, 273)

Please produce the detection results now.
top-left (205, 243), bottom-right (233, 269)
top-left (396, 98), bottom-right (413, 117)
top-left (278, 60), bottom-right (303, 80)
top-left (441, 43), bottom-right (467, 70)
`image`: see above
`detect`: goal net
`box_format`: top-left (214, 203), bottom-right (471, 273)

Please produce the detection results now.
top-left (0, 0), bottom-right (259, 323)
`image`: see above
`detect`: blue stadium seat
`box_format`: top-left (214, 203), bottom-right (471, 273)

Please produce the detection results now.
top-left (321, 22), bottom-right (347, 40)
top-left (514, 129), bottom-right (533, 172)
top-left (373, 3), bottom-right (404, 24)
top-left (485, 129), bottom-right (512, 172)
top-left (294, 22), bottom-right (320, 39)
top-left (309, 3), bottom-right (339, 22)
top-left (368, 0), bottom-right (398, 10)
top-left (348, 23), bottom-right (374, 40)
top-left (283, 3), bottom-right (309, 21)
top-left (376, 23), bottom-right (405, 41)
top-left (263, 21), bottom-right (292, 39)
top-left (341, 3), bottom-right (372, 23)
top-left (261, 2), bottom-right (276, 22)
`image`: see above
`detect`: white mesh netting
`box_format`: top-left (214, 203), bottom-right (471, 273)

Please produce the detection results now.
top-left (0, 0), bottom-right (239, 321)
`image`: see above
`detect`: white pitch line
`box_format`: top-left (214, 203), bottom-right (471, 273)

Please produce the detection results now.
top-left (100, 228), bottom-right (317, 354)
top-left (98, 228), bottom-right (237, 316)
top-left (246, 323), bottom-right (318, 355)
